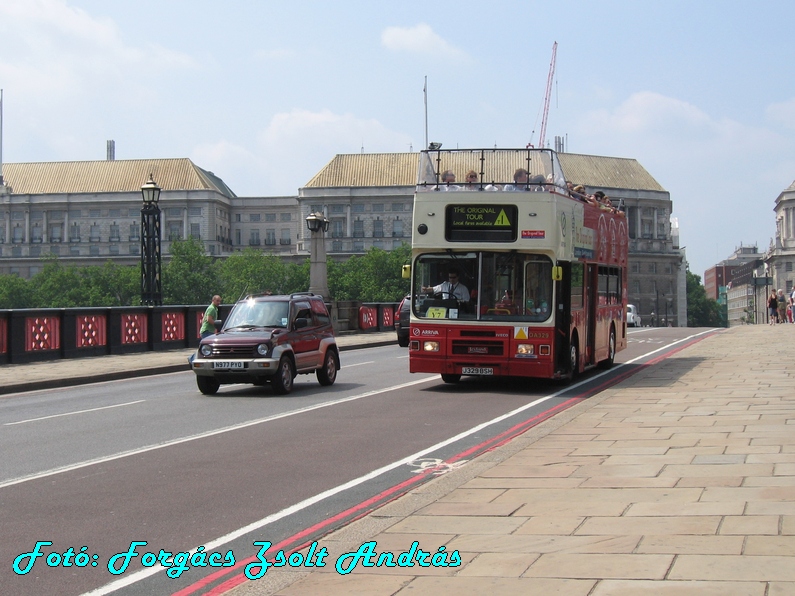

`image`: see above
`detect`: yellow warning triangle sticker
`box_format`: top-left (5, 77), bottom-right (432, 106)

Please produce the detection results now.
top-left (514, 326), bottom-right (528, 340)
top-left (495, 209), bottom-right (511, 226)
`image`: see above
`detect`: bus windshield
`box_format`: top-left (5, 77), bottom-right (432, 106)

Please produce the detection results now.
top-left (414, 251), bottom-right (553, 322)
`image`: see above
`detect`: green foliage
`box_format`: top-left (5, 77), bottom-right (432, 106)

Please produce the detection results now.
top-left (216, 248), bottom-right (294, 300)
top-left (162, 237), bottom-right (219, 305)
top-left (329, 244), bottom-right (410, 302)
top-left (0, 273), bottom-right (34, 308)
top-left (686, 270), bottom-right (726, 327)
top-left (2, 242), bottom-right (412, 308)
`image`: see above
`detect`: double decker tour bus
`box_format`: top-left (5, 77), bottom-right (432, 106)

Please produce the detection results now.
top-left (408, 148), bottom-right (628, 383)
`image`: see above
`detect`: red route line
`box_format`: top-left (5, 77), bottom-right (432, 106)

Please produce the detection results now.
top-left (175, 332), bottom-right (718, 595)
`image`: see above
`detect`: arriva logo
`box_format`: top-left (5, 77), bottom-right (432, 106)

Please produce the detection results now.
top-left (417, 329), bottom-right (440, 336)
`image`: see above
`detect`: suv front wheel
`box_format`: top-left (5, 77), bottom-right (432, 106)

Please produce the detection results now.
top-left (271, 356), bottom-right (295, 395)
top-left (197, 376), bottom-right (220, 395)
top-left (317, 349), bottom-right (338, 386)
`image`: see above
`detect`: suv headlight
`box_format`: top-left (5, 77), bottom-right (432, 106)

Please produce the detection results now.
top-left (257, 343), bottom-right (269, 356)
top-left (200, 344), bottom-right (213, 357)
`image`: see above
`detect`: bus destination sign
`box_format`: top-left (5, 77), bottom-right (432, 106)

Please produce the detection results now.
top-left (445, 204), bottom-right (518, 242)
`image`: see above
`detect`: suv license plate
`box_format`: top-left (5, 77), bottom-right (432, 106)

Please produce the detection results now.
top-left (213, 361), bottom-right (245, 369)
top-left (462, 367), bottom-right (493, 375)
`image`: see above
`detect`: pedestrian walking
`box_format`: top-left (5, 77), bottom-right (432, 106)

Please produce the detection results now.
top-left (777, 289), bottom-right (787, 325)
top-left (200, 295), bottom-right (222, 339)
top-left (768, 290), bottom-right (778, 325)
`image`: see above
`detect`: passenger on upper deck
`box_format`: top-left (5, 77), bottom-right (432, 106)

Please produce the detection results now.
top-left (593, 191), bottom-right (614, 211)
top-left (436, 170), bottom-right (460, 191)
top-left (503, 168), bottom-right (530, 191)
top-left (464, 169), bottom-right (499, 191)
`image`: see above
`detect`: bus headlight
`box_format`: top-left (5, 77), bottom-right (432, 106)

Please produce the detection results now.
top-left (516, 344), bottom-right (534, 355)
top-left (423, 341), bottom-right (440, 352)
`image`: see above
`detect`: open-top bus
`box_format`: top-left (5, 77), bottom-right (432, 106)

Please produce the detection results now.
top-left (408, 148), bottom-right (628, 383)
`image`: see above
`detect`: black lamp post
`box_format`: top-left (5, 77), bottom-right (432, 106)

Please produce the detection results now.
top-left (140, 174), bottom-right (163, 306)
top-left (306, 211), bottom-right (330, 299)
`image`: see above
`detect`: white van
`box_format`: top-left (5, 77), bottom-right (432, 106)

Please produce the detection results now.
top-left (626, 304), bottom-right (640, 327)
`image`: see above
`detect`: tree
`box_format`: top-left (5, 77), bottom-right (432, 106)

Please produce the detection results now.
top-left (0, 273), bottom-right (34, 308)
top-left (162, 237), bottom-right (219, 305)
top-left (686, 270), bottom-right (725, 327)
top-left (329, 244), bottom-right (410, 302)
top-left (216, 248), bottom-right (293, 300)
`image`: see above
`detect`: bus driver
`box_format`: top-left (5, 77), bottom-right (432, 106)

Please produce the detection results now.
top-left (423, 268), bottom-right (470, 301)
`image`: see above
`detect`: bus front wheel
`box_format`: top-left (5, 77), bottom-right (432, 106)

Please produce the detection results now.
top-left (599, 327), bottom-right (616, 369)
top-left (569, 338), bottom-right (579, 381)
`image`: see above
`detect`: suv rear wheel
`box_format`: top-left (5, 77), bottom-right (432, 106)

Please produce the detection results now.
top-left (271, 356), bottom-right (295, 395)
top-left (317, 350), bottom-right (338, 386)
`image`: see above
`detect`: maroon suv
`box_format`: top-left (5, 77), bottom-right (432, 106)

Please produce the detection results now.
top-left (191, 293), bottom-right (339, 395)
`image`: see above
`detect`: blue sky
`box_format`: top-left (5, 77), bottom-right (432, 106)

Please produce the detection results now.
top-left (1, 0), bottom-right (794, 279)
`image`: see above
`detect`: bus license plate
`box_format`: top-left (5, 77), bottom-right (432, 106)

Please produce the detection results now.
top-left (213, 361), bottom-right (245, 369)
top-left (462, 367), bottom-right (493, 375)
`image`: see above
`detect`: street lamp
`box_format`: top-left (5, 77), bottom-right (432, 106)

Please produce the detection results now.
top-left (140, 174), bottom-right (163, 306)
top-left (306, 211), bottom-right (330, 299)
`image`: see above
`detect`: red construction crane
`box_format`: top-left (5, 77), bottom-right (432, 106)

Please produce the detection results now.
top-left (537, 41), bottom-right (557, 150)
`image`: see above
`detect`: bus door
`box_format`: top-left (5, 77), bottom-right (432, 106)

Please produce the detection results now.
top-left (586, 264), bottom-right (598, 365)
top-left (554, 261), bottom-right (571, 375)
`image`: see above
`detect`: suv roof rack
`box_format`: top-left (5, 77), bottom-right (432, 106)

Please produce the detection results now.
top-left (289, 292), bottom-right (316, 298)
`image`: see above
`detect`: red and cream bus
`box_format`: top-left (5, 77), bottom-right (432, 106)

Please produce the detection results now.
top-left (408, 148), bottom-right (628, 383)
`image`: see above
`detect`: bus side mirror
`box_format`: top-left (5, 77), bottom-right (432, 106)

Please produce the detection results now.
top-left (402, 264), bottom-right (411, 279)
top-left (552, 266), bottom-right (563, 281)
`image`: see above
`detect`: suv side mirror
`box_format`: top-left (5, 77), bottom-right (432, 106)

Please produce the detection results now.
top-left (214, 320), bottom-right (223, 331)
top-left (293, 317), bottom-right (310, 330)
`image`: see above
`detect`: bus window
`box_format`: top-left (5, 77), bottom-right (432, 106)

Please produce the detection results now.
top-left (571, 262), bottom-right (584, 310)
top-left (523, 257), bottom-right (553, 321)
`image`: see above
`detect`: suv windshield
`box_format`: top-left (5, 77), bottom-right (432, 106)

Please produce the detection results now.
top-left (224, 299), bottom-right (290, 329)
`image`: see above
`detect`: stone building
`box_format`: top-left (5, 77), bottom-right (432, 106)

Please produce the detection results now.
top-left (765, 179), bottom-right (795, 296)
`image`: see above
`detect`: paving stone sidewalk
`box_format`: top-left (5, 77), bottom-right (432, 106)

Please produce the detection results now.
top-left (227, 325), bottom-right (795, 596)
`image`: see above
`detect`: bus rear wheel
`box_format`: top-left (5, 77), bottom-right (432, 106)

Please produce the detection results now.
top-left (441, 373), bottom-right (461, 384)
top-left (599, 327), bottom-right (616, 369)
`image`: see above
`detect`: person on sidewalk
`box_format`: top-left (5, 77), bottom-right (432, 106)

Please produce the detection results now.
top-left (768, 290), bottom-right (779, 325)
top-left (200, 295), bottom-right (222, 339)
top-left (190, 295), bottom-right (222, 365)
top-left (777, 289), bottom-right (787, 325)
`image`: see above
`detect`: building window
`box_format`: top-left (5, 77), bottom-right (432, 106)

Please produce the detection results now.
top-left (353, 220), bottom-right (364, 238)
top-left (110, 223), bottom-right (120, 243)
top-left (280, 213), bottom-right (291, 222)
top-left (129, 223), bottom-right (140, 242)
top-left (168, 222), bottom-right (182, 241)
top-left (266, 213), bottom-right (276, 222)
top-left (280, 228), bottom-right (291, 245)
top-left (331, 219), bottom-right (344, 238)
top-left (392, 220), bottom-right (404, 237)
top-left (373, 239), bottom-right (384, 249)
top-left (787, 262), bottom-right (793, 272)
top-left (129, 245), bottom-right (139, 255)
top-left (109, 245), bottom-right (119, 255)
top-left (633, 280), bottom-right (641, 294)
top-left (631, 262), bottom-right (639, 273)
top-left (332, 240), bottom-right (343, 252)
top-left (372, 204), bottom-right (384, 213)
top-left (13, 226), bottom-right (24, 243)
top-left (90, 245), bottom-right (100, 256)
top-left (70, 223), bottom-right (81, 242)
top-left (372, 220), bottom-right (383, 238)
top-left (90, 209), bottom-right (101, 218)
top-left (50, 245), bottom-right (61, 256)
top-left (249, 213), bottom-right (261, 222)
top-left (89, 224), bottom-right (100, 242)
top-left (250, 229), bottom-right (260, 245)
top-left (31, 225), bottom-right (43, 243)
top-left (330, 204), bottom-right (344, 214)
top-left (190, 223), bottom-right (201, 239)
top-left (353, 240), bottom-right (364, 252)
top-left (265, 229), bottom-right (276, 245)
top-left (49, 224), bottom-right (62, 243)
top-left (642, 221), bottom-right (653, 238)
top-left (189, 207), bottom-right (202, 216)
top-left (352, 204), bottom-right (365, 213)
top-left (649, 263), bottom-right (657, 274)
top-left (30, 245), bottom-right (41, 257)
top-left (310, 205), bottom-right (323, 214)
top-left (109, 209), bottom-right (121, 218)
top-left (391, 203), bottom-right (404, 212)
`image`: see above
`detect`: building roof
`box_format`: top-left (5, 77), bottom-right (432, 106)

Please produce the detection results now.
top-left (1, 158), bottom-right (236, 198)
top-left (303, 151), bottom-right (666, 192)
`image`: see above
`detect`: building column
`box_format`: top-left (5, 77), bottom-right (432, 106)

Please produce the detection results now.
top-left (24, 210), bottom-right (29, 244)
